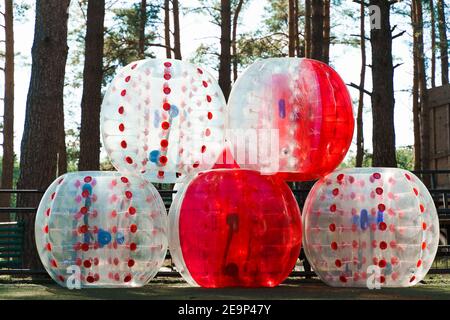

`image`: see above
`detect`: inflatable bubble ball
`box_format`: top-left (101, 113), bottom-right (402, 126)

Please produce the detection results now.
top-left (169, 169), bottom-right (302, 288)
top-left (35, 172), bottom-right (168, 288)
top-left (226, 58), bottom-right (354, 182)
top-left (302, 168), bottom-right (439, 287)
top-left (101, 59), bottom-right (227, 184)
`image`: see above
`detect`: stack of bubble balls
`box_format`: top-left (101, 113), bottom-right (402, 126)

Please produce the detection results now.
top-left (35, 172), bottom-right (168, 288)
top-left (35, 57), bottom-right (439, 289)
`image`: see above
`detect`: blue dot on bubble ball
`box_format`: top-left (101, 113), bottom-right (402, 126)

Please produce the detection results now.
top-left (149, 150), bottom-right (160, 163)
top-left (169, 105), bottom-right (179, 118)
top-left (98, 229), bottom-right (112, 246)
top-left (116, 232), bottom-right (125, 245)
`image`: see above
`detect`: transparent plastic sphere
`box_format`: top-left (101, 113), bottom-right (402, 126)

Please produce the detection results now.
top-left (302, 168), bottom-right (439, 287)
top-left (101, 59), bottom-right (226, 184)
top-left (169, 169), bottom-right (302, 288)
top-left (226, 58), bottom-right (354, 181)
top-left (35, 172), bottom-right (168, 288)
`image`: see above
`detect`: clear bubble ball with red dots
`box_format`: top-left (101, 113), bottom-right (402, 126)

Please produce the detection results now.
top-left (35, 172), bottom-right (168, 288)
top-left (100, 59), bottom-right (227, 183)
top-left (226, 58), bottom-right (354, 182)
top-left (302, 168), bottom-right (439, 287)
top-left (169, 169), bottom-right (303, 288)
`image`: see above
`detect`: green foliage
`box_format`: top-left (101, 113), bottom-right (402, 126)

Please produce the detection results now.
top-left (396, 145), bottom-right (415, 171)
top-left (103, 1), bottom-right (160, 83)
top-left (66, 128), bottom-right (80, 172)
top-left (341, 146), bottom-right (415, 171)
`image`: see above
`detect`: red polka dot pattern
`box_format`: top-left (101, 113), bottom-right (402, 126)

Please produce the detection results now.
top-left (303, 168), bottom-right (439, 288)
top-left (35, 172), bottom-right (168, 288)
top-left (100, 59), bottom-right (226, 184)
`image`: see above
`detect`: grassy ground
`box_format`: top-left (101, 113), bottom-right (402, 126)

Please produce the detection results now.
top-left (1, 275), bottom-right (450, 300)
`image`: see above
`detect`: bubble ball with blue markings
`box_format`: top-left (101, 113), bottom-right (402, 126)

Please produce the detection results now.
top-left (302, 168), bottom-right (439, 288)
top-left (100, 59), bottom-right (227, 183)
top-left (35, 172), bottom-right (168, 288)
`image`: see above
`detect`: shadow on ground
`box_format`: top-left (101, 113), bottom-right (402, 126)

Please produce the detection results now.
top-left (1, 276), bottom-right (450, 300)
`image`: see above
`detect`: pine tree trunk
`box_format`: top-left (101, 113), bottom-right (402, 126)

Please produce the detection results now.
top-left (78, 0), bottom-right (105, 171)
top-left (294, 0), bottom-right (301, 57)
top-left (323, 0), bottom-right (330, 64)
top-left (0, 0), bottom-right (15, 222)
top-left (355, 1), bottom-right (365, 168)
top-left (413, 0), bottom-right (431, 172)
top-left (173, 0), bottom-right (182, 60)
top-left (304, 0), bottom-right (311, 58)
top-left (138, 0), bottom-right (147, 59)
top-left (311, 0), bottom-right (323, 61)
top-left (232, 0), bottom-right (244, 81)
top-left (16, 0), bottom-right (71, 269)
top-left (412, 0), bottom-right (421, 171)
top-left (288, 0), bottom-right (296, 57)
top-left (219, 0), bottom-right (231, 100)
top-left (369, 0), bottom-right (397, 167)
top-left (437, 0), bottom-right (449, 85)
top-left (164, 0), bottom-right (172, 59)
top-left (430, 0), bottom-right (436, 88)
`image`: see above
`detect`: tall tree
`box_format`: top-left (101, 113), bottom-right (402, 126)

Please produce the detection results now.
top-left (413, 0), bottom-right (431, 171)
top-left (164, 0), bottom-right (172, 58)
top-left (304, 0), bottom-right (311, 58)
top-left (310, 0), bottom-right (323, 61)
top-left (78, 0), bottom-right (105, 171)
top-left (173, 0), bottom-right (182, 60)
top-left (103, 3), bottom-right (159, 82)
top-left (219, 0), bottom-right (232, 99)
top-left (0, 0), bottom-right (15, 221)
top-left (355, 1), bottom-right (366, 167)
top-left (430, 0), bottom-right (437, 88)
top-left (294, 0), bottom-right (301, 56)
top-left (288, 0), bottom-right (296, 57)
top-left (138, 0), bottom-right (147, 59)
top-left (323, 0), bottom-right (330, 64)
top-left (17, 0), bottom-right (70, 269)
top-left (437, 0), bottom-right (449, 85)
top-left (369, 0), bottom-right (397, 167)
top-left (412, 9), bottom-right (421, 171)
top-left (232, 0), bottom-right (244, 80)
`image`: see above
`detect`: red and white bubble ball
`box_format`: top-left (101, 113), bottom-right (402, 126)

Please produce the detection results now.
top-left (169, 169), bottom-right (302, 288)
top-left (101, 59), bottom-right (226, 183)
top-left (302, 168), bottom-right (439, 287)
top-left (226, 58), bottom-right (354, 181)
top-left (35, 172), bottom-right (168, 288)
